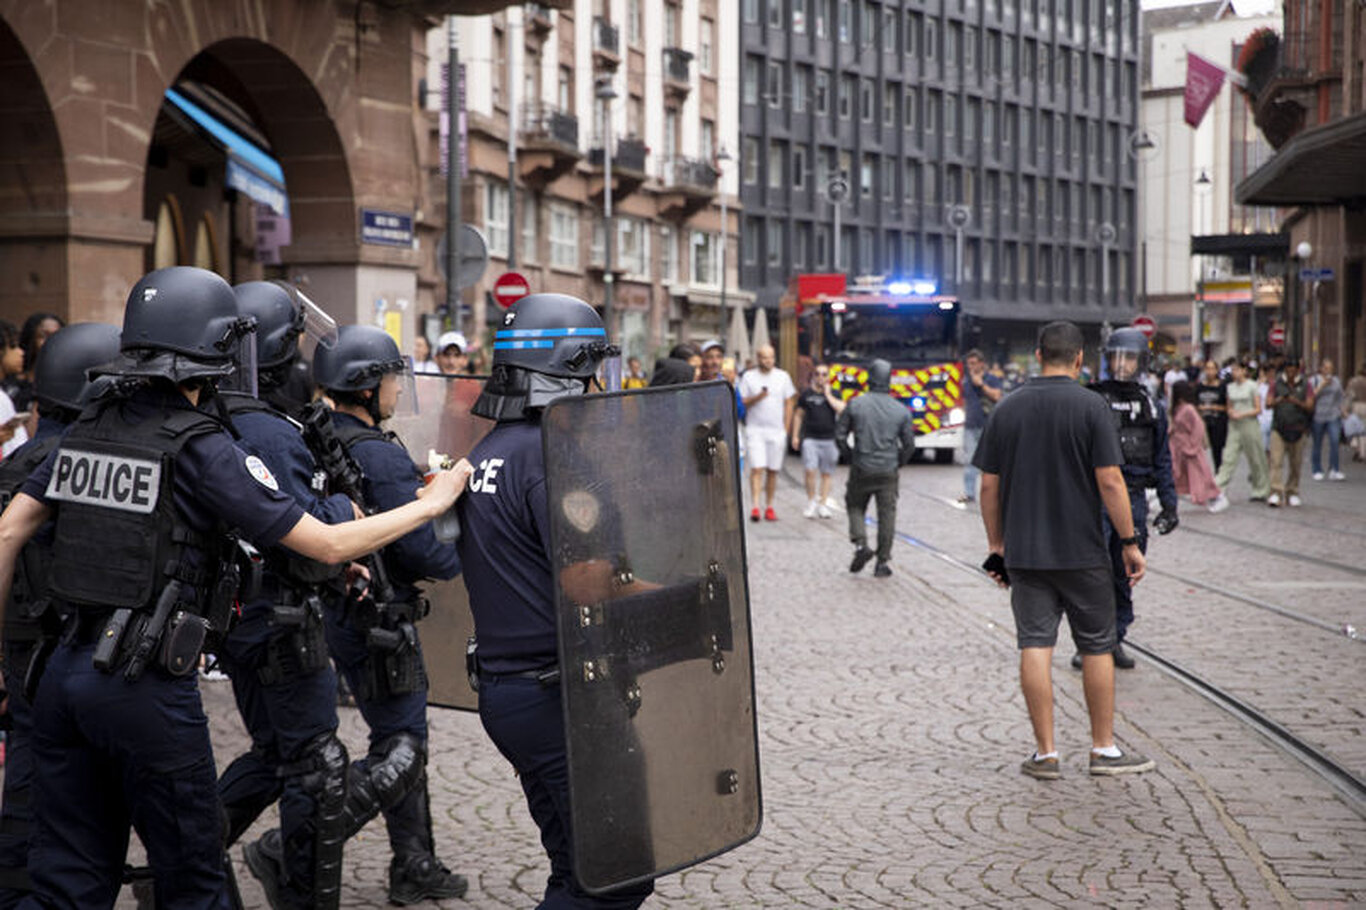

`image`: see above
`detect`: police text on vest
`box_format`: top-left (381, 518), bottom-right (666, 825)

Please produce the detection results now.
top-left (45, 449), bottom-right (161, 514)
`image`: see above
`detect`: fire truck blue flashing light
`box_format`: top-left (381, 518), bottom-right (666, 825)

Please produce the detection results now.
top-left (887, 279), bottom-right (938, 297)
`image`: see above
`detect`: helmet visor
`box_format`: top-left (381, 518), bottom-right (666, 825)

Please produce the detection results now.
top-left (220, 329), bottom-right (259, 398)
top-left (379, 355), bottom-right (419, 421)
top-left (599, 354), bottom-right (623, 391)
top-left (294, 290), bottom-right (339, 351)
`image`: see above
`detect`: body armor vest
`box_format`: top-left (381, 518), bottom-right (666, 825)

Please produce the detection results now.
top-left (46, 401), bottom-right (223, 614)
top-left (1092, 380), bottom-right (1157, 469)
top-left (0, 436), bottom-right (63, 641)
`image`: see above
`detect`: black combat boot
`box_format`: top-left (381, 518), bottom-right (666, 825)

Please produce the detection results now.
top-left (385, 779), bottom-right (469, 905)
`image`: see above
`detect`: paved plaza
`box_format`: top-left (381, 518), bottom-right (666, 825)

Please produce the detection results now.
top-left (89, 451), bottom-right (1366, 907)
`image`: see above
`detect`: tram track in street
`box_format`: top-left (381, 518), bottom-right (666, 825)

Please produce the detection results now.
top-left (874, 517), bottom-right (1366, 819)
top-left (775, 466), bottom-right (1366, 816)
top-left (905, 487), bottom-right (1364, 644)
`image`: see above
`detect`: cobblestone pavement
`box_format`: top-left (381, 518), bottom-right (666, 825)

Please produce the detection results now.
top-left (75, 446), bottom-right (1366, 907)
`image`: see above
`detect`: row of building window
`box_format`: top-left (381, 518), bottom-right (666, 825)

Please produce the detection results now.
top-left (484, 182), bottom-right (723, 286)
top-left (741, 222), bottom-right (1132, 299)
top-left (744, 0), bottom-right (1135, 53)
top-left (743, 50), bottom-right (1135, 116)
top-left (743, 112), bottom-right (1135, 189)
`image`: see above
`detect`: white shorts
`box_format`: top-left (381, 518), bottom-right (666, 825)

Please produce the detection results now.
top-left (745, 426), bottom-right (787, 471)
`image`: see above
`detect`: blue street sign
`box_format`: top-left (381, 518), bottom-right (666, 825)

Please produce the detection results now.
top-left (360, 209), bottom-right (414, 247)
top-left (1299, 267), bottom-right (1334, 282)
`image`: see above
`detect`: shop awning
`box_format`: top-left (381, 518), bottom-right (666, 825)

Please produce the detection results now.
top-left (1234, 110), bottom-right (1366, 207)
top-left (164, 87), bottom-right (289, 217)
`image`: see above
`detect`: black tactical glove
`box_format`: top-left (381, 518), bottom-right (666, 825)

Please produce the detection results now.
top-left (1153, 508), bottom-right (1179, 535)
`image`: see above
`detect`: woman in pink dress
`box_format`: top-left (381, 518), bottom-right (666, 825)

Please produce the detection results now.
top-left (1169, 380), bottom-right (1229, 512)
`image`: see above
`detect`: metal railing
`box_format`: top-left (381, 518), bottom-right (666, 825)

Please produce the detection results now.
top-left (588, 136), bottom-right (648, 173)
top-left (664, 156), bottom-right (718, 190)
top-left (594, 17), bottom-right (619, 56)
top-left (522, 105), bottom-right (579, 148)
top-left (663, 47), bottom-right (692, 83)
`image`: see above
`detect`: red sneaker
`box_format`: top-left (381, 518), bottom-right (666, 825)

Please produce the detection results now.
top-left (764, 507), bottom-right (777, 521)
top-left (750, 507), bottom-right (761, 522)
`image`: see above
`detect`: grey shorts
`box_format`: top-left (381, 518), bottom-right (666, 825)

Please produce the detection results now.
top-left (1009, 566), bottom-right (1117, 653)
top-left (801, 438), bottom-right (838, 474)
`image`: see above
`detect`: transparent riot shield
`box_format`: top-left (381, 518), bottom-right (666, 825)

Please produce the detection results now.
top-left (387, 372), bottom-right (493, 711)
top-left (542, 380), bottom-right (761, 892)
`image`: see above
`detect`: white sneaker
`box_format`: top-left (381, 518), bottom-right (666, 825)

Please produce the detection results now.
top-left (803, 500), bottom-right (819, 519)
top-left (823, 496), bottom-right (841, 512)
top-left (1329, 470), bottom-right (1346, 481)
top-left (1207, 493), bottom-right (1230, 514)
top-left (1288, 494), bottom-right (1303, 507)
top-left (817, 504), bottom-right (833, 519)
top-left (1312, 472), bottom-right (1325, 481)
top-left (1267, 493), bottom-right (1281, 507)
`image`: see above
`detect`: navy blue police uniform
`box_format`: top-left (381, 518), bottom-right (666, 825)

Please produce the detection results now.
top-left (458, 420), bottom-right (652, 910)
top-left (454, 290), bottom-right (652, 910)
top-left (18, 386), bottom-right (304, 910)
top-left (1089, 379), bottom-right (1178, 643)
top-left (321, 412), bottom-right (460, 868)
top-left (215, 394), bottom-right (354, 909)
top-left (0, 417), bottom-right (66, 908)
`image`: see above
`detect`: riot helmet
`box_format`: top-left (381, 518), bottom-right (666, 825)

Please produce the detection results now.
top-left (473, 293), bottom-right (619, 421)
top-left (867, 359), bottom-right (892, 392)
top-left (232, 280), bottom-right (339, 369)
top-left (313, 324), bottom-right (412, 423)
top-left (111, 267), bottom-right (254, 383)
top-left (33, 322), bottom-right (122, 417)
top-left (1102, 327), bottom-right (1150, 382)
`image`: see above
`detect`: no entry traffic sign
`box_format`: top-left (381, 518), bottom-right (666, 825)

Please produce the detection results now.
top-left (492, 272), bottom-right (530, 308)
top-left (1268, 326), bottom-right (1286, 347)
top-left (1131, 314), bottom-right (1156, 339)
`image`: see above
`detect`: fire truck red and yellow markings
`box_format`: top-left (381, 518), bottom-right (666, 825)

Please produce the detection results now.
top-left (829, 361), bottom-right (965, 436)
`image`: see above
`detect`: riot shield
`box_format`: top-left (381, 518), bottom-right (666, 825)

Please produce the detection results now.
top-left (542, 380), bottom-right (762, 893)
top-left (387, 372), bottom-right (493, 711)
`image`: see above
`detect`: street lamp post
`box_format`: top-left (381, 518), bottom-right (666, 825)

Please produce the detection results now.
top-left (716, 146), bottom-right (733, 337)
top-left (596, 76), bottom-right (617, 334)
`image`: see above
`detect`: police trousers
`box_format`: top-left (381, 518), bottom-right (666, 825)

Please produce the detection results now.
top-left (478, 675), bottom-right (653, 910)
top-left (845, 467), bottom-right (899, 563)
top-left (322, 603), bottom-right (429, 854)
top-left (24, 641), bottom-right (229, 910)
top-left (1103, 492), bottom-right (1148, 643)
top-left (0, 647), bottom-right (37, 908)
top-left (218, 607), bottom-right (340, 897)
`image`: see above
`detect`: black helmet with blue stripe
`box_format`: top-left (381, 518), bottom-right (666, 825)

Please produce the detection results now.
top-left (474, 293), bottom-right (619, 422)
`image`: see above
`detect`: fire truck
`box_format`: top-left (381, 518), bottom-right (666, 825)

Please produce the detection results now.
top-left (778, 273), bottom-right (965, 463)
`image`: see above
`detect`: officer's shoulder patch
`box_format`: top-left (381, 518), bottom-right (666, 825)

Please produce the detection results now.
top-left (244, 455), bottom-right (280, 491)
top-left (561, 489), bottom-right (600, 533)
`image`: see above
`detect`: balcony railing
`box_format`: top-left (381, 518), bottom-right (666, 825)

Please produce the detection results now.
top-left (593, 18), bottom-right (619, 57)
top-left (588, 137), bottom-right (648, 173)
top-left (663, 47), bottom-right (693, 84)
top-left (522, 105), bottom-right (579, 149)
top-left (663, 156), bottom-right (718, 191)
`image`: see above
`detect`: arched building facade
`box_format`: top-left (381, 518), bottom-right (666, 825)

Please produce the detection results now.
top-left (0, 0), bottom-right (514, 339)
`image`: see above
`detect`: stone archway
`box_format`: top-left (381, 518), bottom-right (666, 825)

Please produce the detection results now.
top-left (0, 17), bottom-right (68, 320)
top-left (2, 1), bottom-right (424, 326)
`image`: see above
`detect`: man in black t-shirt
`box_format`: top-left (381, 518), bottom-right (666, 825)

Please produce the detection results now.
top-left (972, 321), bottom-right (1156, 781)
top-left (789, 363), bottom-right (845, 518)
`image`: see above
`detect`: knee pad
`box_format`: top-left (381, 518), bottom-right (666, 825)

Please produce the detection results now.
top-left (367, 732), bottom-right (426, 810)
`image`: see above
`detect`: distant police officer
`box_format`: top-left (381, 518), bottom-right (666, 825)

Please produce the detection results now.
top-left (1076, 327), bottom-right (1179, 670)
top-left (246, 325), bottom-right (467, 905)
top-left (215, 281), bottom-right (352, 910)
top-left (0, 267), bottom-right (471, 910)
top-left (0, 322), bottom-right (121, 908)
top-left (456, 294), bottom-right (654, 909)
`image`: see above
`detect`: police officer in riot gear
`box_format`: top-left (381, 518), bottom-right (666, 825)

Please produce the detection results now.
top-left (457, 294), bottom-right (654, 909)
top-left (0, 267), bottom-right (472, 910)
top-left (0, 322), bottom-right (121, 908)
top-left (1075, 327), bottom-right (1179, 670)
top-left (215, 281), bottom-right (353, 910)
top-left (247, 324), bottom-right (467, 906)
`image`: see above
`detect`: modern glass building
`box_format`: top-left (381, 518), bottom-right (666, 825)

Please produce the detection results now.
top-left (740, 0), bottom-right (1141, 358)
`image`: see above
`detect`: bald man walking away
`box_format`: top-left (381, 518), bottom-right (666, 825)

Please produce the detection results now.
top-left (738, 344), bottom-right (796, 521)
top-left (973, 321), bottom-right (1156, 781)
